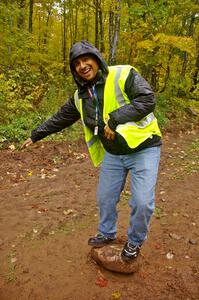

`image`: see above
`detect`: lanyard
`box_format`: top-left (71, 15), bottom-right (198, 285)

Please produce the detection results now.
top-left (88, 86), bottom-right (99, 136)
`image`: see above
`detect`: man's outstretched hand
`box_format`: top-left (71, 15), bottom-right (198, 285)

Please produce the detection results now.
top-left (21, 138), bottom-right (33, 149)
top-left (104, 124), bottom-right (115, 140)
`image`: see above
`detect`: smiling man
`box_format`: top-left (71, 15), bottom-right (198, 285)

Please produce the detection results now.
top-left (73, 55), bottom-right (99, 81)
top-left (22, 41), bottom-right (162, 262)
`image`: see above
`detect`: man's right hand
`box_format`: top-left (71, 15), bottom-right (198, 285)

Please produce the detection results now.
top-left (104, 124), bottom-right (116, 140)
top-left (21, 138), bottom-right (33, 149)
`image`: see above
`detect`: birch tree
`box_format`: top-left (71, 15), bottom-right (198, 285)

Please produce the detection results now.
top-left (109, 0), bottom-right (120, 65)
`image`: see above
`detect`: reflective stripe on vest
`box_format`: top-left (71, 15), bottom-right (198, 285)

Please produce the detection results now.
top-left (74, 90), bottom-right (105, 166)
top-left (113, 65), bottom-right (139, 106)
top-left (114, 67), bottom-right (126, 106)
top-left (87, 135), bottom-right (98, 147)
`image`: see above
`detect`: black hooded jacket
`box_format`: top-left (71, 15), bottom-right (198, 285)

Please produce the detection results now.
top-left (31, 41), bottom-right (161, 155)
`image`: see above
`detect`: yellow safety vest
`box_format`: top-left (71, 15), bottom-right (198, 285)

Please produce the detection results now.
top-left (74, 65), bottom-right (161, 167)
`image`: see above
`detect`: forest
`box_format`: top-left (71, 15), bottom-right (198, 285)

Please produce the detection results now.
top-left (0, 0), bottom-right (198, 144)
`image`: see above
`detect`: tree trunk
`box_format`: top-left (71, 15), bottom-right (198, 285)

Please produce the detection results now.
top-left (17, 0), bottom-right (25, 29)
top-left (159, 52), bottom-right (172, 93)
top-left (85, 3), bottom-right (91, 40)
top-left (8, 0), bottom-right (15, 65)
top-left (94, 0), bottom-right (99, 48)
top-left (109, 0), bottom-right (120, 65)
top-left (190, 50), bottom-right (199, 94)
top-left (63, 0), bottom-right (67, 74)
top-left (99, 0), bottom-right (105, 53)
top-left (29, 0), bottom-right (33, 33)
top-left (151, 67), bottom-right (159, 92)
top-left (181, 12), bottom-right (196, 78)
top-left (69, 0), bottom-right (74, 46)
top-left (74, 1), bottom-right (78, 42)
top-left (109, 9), bottom-right (114, 57)
top-left (43, 6), bottom-right (52, 48)
top-left (127, 0), bottom-right (133, 64)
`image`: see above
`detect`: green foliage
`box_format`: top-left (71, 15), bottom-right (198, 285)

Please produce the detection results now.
top-left (0, 113), bottom-right (43, 144)
top-left (155, 94), bottom-right (170, 128)
top-left (0, 66), bottom-right (49, 124)
top-left (0, 78), bottom-right (79, 146)
top-left (0, 0), bottom-right (198, 146)
top-left (0, 73), bottom-right (32, 124)
top-left (156, 91), bottom-right (199, 129)
top-left (154, 206), bottom-right (163, 219)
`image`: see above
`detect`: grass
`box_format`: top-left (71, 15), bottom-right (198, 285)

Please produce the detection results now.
top-left (6, 250), bottom-right (17, 283)
top-left (170, 137), bottom-right (199, 179)
top-left (57, 213), bottom-right (97, 236)
top-left (154, 206), bottom-right (163, 219)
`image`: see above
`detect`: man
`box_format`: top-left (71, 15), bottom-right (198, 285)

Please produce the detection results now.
top-left (22, 40), bottom-right (162, 261)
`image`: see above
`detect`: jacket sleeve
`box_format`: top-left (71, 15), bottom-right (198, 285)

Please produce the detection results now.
top-left (31, 96), bottom-right (81, 142)
top-left (108, 68), bottom-right (156, 131)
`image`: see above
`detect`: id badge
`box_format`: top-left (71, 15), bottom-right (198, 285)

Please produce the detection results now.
top-left (94, 126), bottom-right (98, 136)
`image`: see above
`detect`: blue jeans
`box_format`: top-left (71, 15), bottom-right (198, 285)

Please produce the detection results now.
top-left (97, 146), bottom-right (161, 246)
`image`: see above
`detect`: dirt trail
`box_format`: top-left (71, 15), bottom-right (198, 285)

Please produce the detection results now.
top-left (0, 129), bottom-right (198, 300)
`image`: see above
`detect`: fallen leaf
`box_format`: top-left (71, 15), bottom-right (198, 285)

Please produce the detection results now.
top-left (154, 243), bottom-right (162, 250)
top-left (166, 252), bottom-right (174, 260)
top-left (169, 233), bottom-right (181, 240)
top-left (9, 144), bottom-right (15, 151)
top-left (160, 190), bottom-right (165, 195)
top-left (172, 212), bottom-right (178, 217)
top-left (112, 291), bottom-right (121, 299)
top-left (38, 208), bottom-right (48, 213)
top-left (161, 198), bottom-right (166, 202)
top-left (48, 174), bottom-right (56, 179)
top-left (49, 231), bottom-right (55, 235)
top-left (73, 152), bottom-right (87, 160)
top-left (63, 209), bottom-right (74, 216)
top-left (11, 257), bottom-right (17, 263)
top-left (183, 213), bottom-right (189, 218)
top-left (41, 174), bottom-right (46, 179)
top-left (31, 204), bottom-right (39, 209)
top-left (139, 271), bottom-right (149, 279)
top-left (189, 239), bottom-right (197, 245)
top-left (95, 276), bottom-right (108, 287)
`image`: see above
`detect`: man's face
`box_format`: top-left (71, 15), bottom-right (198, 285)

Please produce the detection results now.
top-left (74, 55), bottom-right (99, 81)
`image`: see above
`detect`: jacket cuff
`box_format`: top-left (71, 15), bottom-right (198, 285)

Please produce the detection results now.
top-left (108, 118), bottom-right (118, 131)
top-left (31, 130), bottom-right (40, 143)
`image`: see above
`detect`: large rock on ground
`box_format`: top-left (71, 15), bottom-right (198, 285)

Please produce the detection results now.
top-left (91, 245), bottom-right (141, 274)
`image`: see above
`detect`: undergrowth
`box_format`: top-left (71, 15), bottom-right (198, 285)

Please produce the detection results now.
top-left (0, 84), bottom-right (198, 148)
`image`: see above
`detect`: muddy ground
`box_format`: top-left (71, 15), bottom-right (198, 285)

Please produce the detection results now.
top-left (0, 128), bottom-right (198, 300)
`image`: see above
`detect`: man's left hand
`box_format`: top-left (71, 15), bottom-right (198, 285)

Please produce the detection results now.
top-left (104, 124), bottom-right (115, 140)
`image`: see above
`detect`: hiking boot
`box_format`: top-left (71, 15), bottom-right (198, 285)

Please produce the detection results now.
top-left (121, 241), bottom-right (141, 261)
top-left (88, 233), bottom-right (116, 247)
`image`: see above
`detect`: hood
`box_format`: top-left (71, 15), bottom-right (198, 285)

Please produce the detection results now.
top-left (69, 40), bottom-right (108, 86)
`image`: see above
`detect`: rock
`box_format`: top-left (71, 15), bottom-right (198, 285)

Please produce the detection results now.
top-left (91, 245), bottom-right (141, 274)
top-left (169, 233), bottom-right (182, 240)
top-left (166, 252), bottom-right (174, 260)
top-left (189, 239), bottom-right (197, 245)
top-left (23, 268), bottom-right (29, 274)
